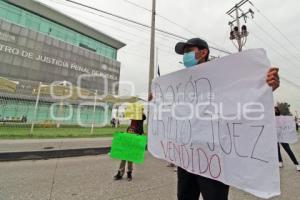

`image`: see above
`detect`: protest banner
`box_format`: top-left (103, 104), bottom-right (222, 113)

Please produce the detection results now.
top-left (148, 49), bottom-right (280, 199)
top-left (124, 102), bottom-right (144, 120)
top-left (110, 132), bottom-right (147, 164)
top-left (276, 116), bottom-right (298, 144)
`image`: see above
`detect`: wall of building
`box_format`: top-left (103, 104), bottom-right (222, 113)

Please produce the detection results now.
top-left (0, 18), bottom-right (121, 94)
top-left (0, 1), bottom-right (123, 125)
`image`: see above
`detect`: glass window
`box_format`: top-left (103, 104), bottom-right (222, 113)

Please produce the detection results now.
top-left (0, 0), bottom-right (118, 60)
top-left (39, 20), bottom-right (50, 34)
top-left (25, 16), bottom-right (40, 31)
top-left (7, 9), bottom-right (21, 23)
top-left (0, 6), bottom-right (7, 19)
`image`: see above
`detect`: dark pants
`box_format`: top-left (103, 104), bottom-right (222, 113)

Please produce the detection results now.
top-left (177, 167), bottom-right (229, 200)
top-left (278, 143), bottom-right (299, 165)
top-left (118, 160), bottom-right (133, 175)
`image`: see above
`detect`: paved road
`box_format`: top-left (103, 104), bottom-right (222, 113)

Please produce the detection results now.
top-left (0, 146), bottom-right (300, 200)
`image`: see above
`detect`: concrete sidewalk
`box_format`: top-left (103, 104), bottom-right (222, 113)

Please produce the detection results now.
top-left (0, 138), bottom-right (112, 161)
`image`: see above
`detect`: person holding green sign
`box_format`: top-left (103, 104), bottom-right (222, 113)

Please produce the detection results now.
top-left (113, 113), bottom-right (147, 181)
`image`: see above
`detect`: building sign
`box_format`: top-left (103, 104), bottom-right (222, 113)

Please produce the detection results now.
top-left (0, 42), bottom-right (118, 80)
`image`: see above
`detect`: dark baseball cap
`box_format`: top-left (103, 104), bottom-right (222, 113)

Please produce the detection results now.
top-left (175, 38), bottom-right (209, 55)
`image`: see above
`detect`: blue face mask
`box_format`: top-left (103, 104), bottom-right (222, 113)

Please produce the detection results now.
top-left (183, 51), bottom-right (198, 68)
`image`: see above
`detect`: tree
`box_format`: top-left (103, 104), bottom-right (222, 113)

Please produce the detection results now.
top-left (277, 102), bottom-right (292, 116)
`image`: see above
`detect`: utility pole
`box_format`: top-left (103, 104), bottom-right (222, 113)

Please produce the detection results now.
top-left (147, 0), bottom-right (156, 99)
top-left (227, 0), bottom-right (254, 52)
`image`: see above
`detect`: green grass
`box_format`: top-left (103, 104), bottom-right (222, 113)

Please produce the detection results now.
top-left (0, 126), bottom-right (128, 139)
top-left (0, 125), bottom-right (297, 139)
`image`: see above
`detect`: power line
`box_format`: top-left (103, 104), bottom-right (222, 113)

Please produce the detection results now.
top-left (44, 0), bottom-right (183, 71)
top-left (251, 33), bottom-right (300, 91)
top-left (60, 10), bottom-right (176, 53)
top-left (45, 0), bottom-right (208, 70)
top-left (48, 0), bottom-right (231, 56)
top-left (281, 76), bottom-right (300, 89)
top-left (251, 20), bottom-right (300, 64)
top-left (249, 1), bottom-right (300, 54)
top-left (48, 0), bottom-right (190, 47)
top-left (251, 32), bottom-right (300, 77)
top-left (251, 32), bottom-right (293, 64)
top-left (122, 0), bottom-right (232, 54)
top-left (224, 0), bottom-right (300, 90)
top-left (45, 0), bottom-right (300, 91)
top-left (46, 0), bottom-right (182, 50)
top-left (58, 13), bottom-right (179, 65)
top-left (226, 0), bottom-right (254, 52)
top-left (63, 0), bottom-right (232, 55)
top-left (123, 0), bottom-right (151, 12)
top-left (123, 31), bottom-right (300, 90)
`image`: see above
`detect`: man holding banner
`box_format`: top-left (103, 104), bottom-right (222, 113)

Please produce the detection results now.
top-left (148, 38), bottom-right (280, 200)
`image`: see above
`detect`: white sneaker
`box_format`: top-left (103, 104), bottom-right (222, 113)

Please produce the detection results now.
top-left (296, 165), bottom-right (300, 171)
top-left (279, 162), bottom-right (283, 168)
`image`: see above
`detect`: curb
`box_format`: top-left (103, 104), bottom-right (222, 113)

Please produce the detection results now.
top-left (0, 147), bottom-right (111, 162)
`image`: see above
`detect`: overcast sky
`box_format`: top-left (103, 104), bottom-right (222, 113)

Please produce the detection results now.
top-left (39, 0), bottom-right (300, 114)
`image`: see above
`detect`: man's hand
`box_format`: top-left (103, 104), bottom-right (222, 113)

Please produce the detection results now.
top-left (266, 67), bottom-right (280, 91)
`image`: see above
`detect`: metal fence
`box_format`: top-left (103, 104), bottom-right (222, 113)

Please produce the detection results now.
top-left (0, 78), bottom-right (115, 137)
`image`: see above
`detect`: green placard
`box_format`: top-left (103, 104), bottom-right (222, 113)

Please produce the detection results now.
top-left (110, 132), bottom-right (147, 164)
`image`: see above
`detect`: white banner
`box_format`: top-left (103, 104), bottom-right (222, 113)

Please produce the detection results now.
top-left (276, 116), bottom-right (298, 144)
top-left (148, 49), bottom-right (280, 199)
